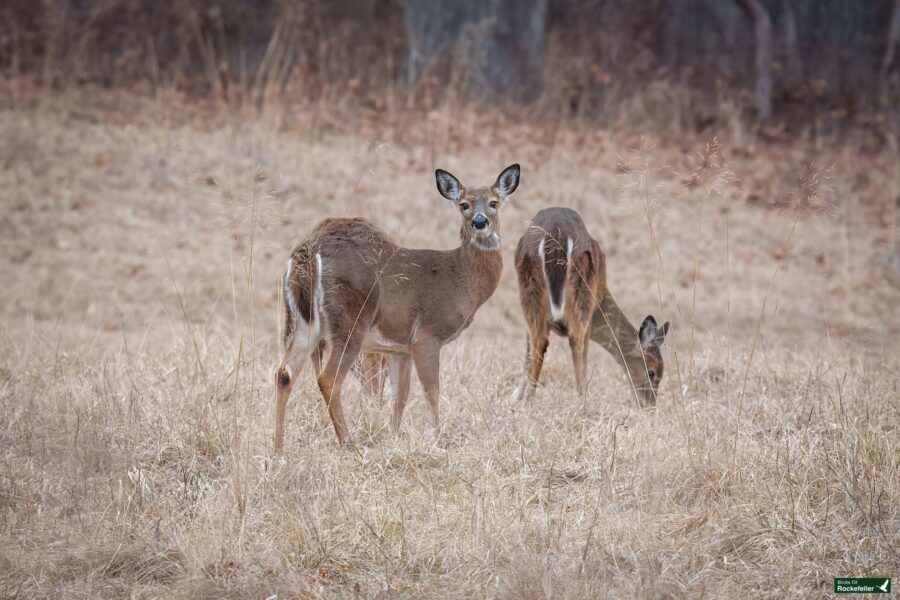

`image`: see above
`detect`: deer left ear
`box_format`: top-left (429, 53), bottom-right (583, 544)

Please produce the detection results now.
top-left (492, 163), bottom-right (520, 198)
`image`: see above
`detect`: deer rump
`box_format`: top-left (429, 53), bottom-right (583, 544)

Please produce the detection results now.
top-left (283, 233), bottom-right (385, 354)
top-left (532, 230), bottom-right (598, 336)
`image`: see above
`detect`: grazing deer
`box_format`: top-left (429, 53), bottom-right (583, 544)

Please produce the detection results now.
top-left (513, 207), bottom-right (669, 406)
top-left (274, 165), bottom-right (521, 453)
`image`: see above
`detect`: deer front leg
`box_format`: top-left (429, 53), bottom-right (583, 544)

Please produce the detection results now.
top-left (412, 339), bottom-right (441, 430)
top-left (388, 355), bottom-right (412, 433)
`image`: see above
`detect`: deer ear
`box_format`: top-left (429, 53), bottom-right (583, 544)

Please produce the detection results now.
top-left (639, 315), bottom-right (659, 348)
top-left (492, 163), bottom-right (520, 198)
top-left (640, 316), bottom-right (669, 348)
top-left (435, 169), bottom-right (463, 202)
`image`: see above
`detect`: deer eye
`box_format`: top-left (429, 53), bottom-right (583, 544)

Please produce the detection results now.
top-left (460, 202), bottom-right (470, 210)
top-left (647, 370), bottom-right (656, 380)
top-left (489, 200), bottom-right (499, 209)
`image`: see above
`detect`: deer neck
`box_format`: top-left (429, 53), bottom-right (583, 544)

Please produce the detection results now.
top-left (455, 227), bottom-right (503, 307)
top-left (590, 294), bottom-right (641, 366)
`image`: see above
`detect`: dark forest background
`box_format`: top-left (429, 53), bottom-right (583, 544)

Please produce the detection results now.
top-left (3, 0), bottom-right (899, 143)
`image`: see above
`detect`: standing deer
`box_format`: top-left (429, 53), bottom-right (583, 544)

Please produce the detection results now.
top-left (513, 207), bottom-right (669, 406)
top-left (275, 165), bottom-right (521, 454)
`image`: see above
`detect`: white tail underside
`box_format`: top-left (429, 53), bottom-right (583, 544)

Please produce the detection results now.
top-left (283, 254), bottom-right (325, 349)
top-left (539, 236), bottom-right (572, 322)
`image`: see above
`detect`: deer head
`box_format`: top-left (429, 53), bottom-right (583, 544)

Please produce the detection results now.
top-left (435, 164), bottom-right (520, 251)
top-left (625, 315), bottom-right (670, 406)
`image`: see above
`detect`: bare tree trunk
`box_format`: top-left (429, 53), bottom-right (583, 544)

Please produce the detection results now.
top-left (783, 0), bottom-right (802, 86)
top-left (735, 0), bottom-right (773, 119)
top-left (883, 0), bottom-right (900, 79)
top-left (403, 0), bottom-right (547, 102)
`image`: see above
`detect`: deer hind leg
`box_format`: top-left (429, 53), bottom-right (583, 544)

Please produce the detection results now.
top-left (515, 253), bottom-right (550, 401)
top-left (388, 355), bottom-right (412, 433)
top-left (567, 248), bottom-right (598, 397)
top-left (411, 339), bottom-right (441, 430)
top-left (316, 331), bottom-right (367, 444)
top-left (524, 328), bottom-right (550, 401)
top-left (568, 329), bottom-right (590, 397)
top-left (564, 295), bottom-right (592, 398)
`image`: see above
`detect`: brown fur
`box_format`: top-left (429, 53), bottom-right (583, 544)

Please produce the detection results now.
top-left (513, 207), bottom-right (669, 406)
top-left (274, 165), bottom-right (520, 452)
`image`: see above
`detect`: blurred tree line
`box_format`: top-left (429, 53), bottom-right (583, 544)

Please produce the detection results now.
top-left (2, 0), bottom-right (898, 132)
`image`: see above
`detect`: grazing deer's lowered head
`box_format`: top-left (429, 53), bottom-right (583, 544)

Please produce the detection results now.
top-left (593, 309), bottom-right (669, 407)
top-left (513, 207), bottom-right (669, 407)
top-left (634, 315), bottom-right (669, 403)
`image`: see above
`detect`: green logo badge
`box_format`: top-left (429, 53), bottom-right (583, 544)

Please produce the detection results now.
top-left (834, 578), bottom-right (891, 594)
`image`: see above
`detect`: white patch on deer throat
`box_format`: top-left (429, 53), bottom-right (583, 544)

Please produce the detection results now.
top-left (471, 232), bottom-right (500, 251)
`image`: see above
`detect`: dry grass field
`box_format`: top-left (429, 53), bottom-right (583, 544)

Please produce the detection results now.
top-left (1, 88), bottom-right (899, 598)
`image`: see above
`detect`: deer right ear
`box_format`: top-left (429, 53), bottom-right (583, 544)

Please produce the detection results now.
top-left (435, 169), bottom-right (464, 202)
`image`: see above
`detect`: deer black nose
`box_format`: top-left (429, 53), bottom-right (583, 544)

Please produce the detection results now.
top-left (472, 213), bottom-right (489, 230)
